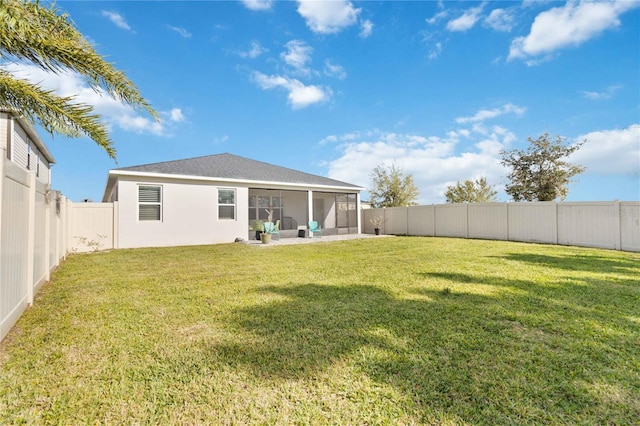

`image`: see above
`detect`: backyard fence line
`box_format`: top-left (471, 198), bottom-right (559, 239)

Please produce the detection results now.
top-left (0, 157), bottom-right (68, 342)
top-left (362, 201), bottom-right (640, 253)
top-left (3, 191), bottom-right (639, 343)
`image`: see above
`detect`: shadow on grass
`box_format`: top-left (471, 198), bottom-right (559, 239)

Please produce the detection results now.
top-left (496, 252), bottom-right (640, 276)
top-left (206, 281), bottom-right (639, 423)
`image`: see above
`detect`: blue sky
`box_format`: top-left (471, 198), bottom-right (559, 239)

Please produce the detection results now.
top-left (6, 0), bottom-right (640, 203)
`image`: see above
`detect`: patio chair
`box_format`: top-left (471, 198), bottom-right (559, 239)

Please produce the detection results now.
top-left (272, 220), bottom-right (281, 240)
top-left (308, 221), bottom-right (322, 237)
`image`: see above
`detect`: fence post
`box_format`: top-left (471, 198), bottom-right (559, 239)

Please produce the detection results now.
top-left (553, 202), bottom-right (559, 245)
top-left (465, 203), bottom-right (469, 239)
top-left (44, 191), bottom-right (51, 281)
top-left (26, 172), bottom-right (36, 306)
top-left (113, 201), bottom-right (119, 249)
top-left (612, 200), bottom-right (621, 251)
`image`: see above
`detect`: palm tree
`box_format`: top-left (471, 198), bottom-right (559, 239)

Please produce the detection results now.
top-left (0, 0), bottom-right (157, 159)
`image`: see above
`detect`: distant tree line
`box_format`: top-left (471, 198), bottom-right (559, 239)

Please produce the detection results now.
top-left (369, 133), bottom-right (586, 205)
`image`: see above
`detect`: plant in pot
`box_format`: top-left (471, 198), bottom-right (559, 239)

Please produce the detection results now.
top-left (261, 209), bottom-right (274, 244)
top-left (252, 220), bottom-right (264, 241)
top-left (370, 216), bottom-right (387, 235)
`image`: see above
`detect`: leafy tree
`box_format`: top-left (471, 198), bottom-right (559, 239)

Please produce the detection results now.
top-left (0, 0), bottom-right (157, 159)
top-left (500, 133), bottom-right (586, 202)
top-left (445, 177), bottom-right (497, 203)
top-left (369, 162), bottom-right (419, 208)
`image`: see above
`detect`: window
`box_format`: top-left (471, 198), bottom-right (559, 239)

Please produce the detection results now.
top-left (138, 185), bottom-right (162, 221)
top-left (218, 188), bottom-right (236, 220)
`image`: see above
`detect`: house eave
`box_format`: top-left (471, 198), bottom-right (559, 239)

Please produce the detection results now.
top-left (103, 169), bottom-right (365, 201)
top-left (1, 108), bottom-right (56, 164)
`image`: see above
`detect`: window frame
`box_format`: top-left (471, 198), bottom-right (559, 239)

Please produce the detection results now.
top-left (138, 184), bottom-right (163, 222)
top-left (218, 188), bottom-right (236, 220)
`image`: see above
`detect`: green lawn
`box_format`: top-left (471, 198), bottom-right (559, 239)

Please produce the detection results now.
top-left (1, 237), bottom-right (639, 424)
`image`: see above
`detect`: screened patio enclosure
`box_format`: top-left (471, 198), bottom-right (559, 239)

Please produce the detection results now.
top-left (248, 189), bottom-right (360, 239)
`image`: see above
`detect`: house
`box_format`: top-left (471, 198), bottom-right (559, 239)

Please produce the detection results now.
top-left (102, 153), bottom-right (364, 248)
top-left (1, 109), bottom-right (55, 186)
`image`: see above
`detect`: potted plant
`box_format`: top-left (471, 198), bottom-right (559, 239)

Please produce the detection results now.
top-left (260, 209), bottom-right (275, 244)
top-left (370, 216), bottom-right (387, 235)
top-left (252, 220), bottom-right (264, 240)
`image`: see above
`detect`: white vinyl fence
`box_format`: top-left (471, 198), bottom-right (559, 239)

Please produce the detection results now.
top-left (0, 158), bottom-right (68, 341)
top-left (3, 187), bottom-right (638, 343)
top-left (363, 201), bottom-right (640, 252)
top-left (0, 154), bottom-right (120, 342)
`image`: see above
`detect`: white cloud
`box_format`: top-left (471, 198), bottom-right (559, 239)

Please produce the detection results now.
top-left (446, 3), bottom-right (485, 32)
top-left (281, 40), bottom-right (313, 74)
top-left (240, 0), bottom-right (273, 11)
top-left (2, 63), bottom-right (181, 137)
top-left (426, 10), bottom-right (448, 25)
top-left (324, 60), bottom-right (347, 80)
top-left (167, 25), bottom-right (192, 38)
top-left (509, 0), bottom-right (639, 61)
top-left (484, 8), bottom-right (515, 32)
top-left (360, 20), bottom-right (373, 38)
top-left (455, 103), bottom-right (526, 124)
top-left (252, 72), bottom-right (331, 109)
top-left (239, 41), bottom-right (268, 58)
top-left (296, 0), bottom-right (360, 34)
top-left (169, 108), bottom-right (185, 123)
top-left (323, 128), bottom-right (512, 204)
top-left (580, 85), bottom-right (623, 100)
top-left (570, 124), bottom-right (640, 175)
top-left (101, 11), bottom-right (133, 32)
top-left (428, 42), bottom-right (443, 60)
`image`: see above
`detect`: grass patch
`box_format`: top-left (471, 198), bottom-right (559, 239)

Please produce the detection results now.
top-left (1, 237), bottom-right (639, 424)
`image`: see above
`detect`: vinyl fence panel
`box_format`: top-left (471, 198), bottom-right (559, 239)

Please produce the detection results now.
top-left (1, 160), bottom-right (31, 341)
top-left (384, 207), bottom-right (408, 235)
top-left (468, 203), bottom-right (508, 241)
top-left (68, 203), bottom-right (115, 253)
top-left (557, 202), bottom-right (618, 250)
top-left (507, 202), bottom-right (557, 244)
top-left (620, 202), bottom-right (640, 252)
top-left (434, 204), bottom-right (467, 238)
top-left (408, 205), bottom-right (435, 236)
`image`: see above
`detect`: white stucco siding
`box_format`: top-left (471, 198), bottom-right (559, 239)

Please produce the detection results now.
top-left (116, 177), bottom-right (249, 249)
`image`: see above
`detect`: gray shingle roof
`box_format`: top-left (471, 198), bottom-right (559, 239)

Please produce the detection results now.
top-left (115, 153), bottom-right (361, 189)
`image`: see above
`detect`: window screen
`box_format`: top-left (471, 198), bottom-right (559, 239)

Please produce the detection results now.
top-left (138, 185), bottom-right (162, 221)
top-left (218, 189), bottom-right (235, 220)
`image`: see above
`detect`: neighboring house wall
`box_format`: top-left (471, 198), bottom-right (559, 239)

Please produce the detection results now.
top-left (1, 111), bottom-right (53, 185)
top-left (115, 177), bottom-right (250, 249)
top-left (363, 201), bottom-right (640, 252)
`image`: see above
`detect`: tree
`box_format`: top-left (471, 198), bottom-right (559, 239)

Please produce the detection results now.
top-left (0, 0), bottom-right (157, 159)
top-left (500, 133), bottom-right (586, 202)
top-left (445, 177), bottom-right (497, 203)
top-left (369, 162), bottom-right (419, 208)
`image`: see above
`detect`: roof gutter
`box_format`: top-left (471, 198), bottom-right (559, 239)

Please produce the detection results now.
top-left (106, 169), bottom-right (366, 192)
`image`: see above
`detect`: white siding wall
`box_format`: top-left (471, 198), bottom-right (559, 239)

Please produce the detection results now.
top-left (0, 113), bottom-right (7, 152)
top-left (13, 124), bottom-right (29, 168)
top-left (117, 177), bottom-right (250, 248)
